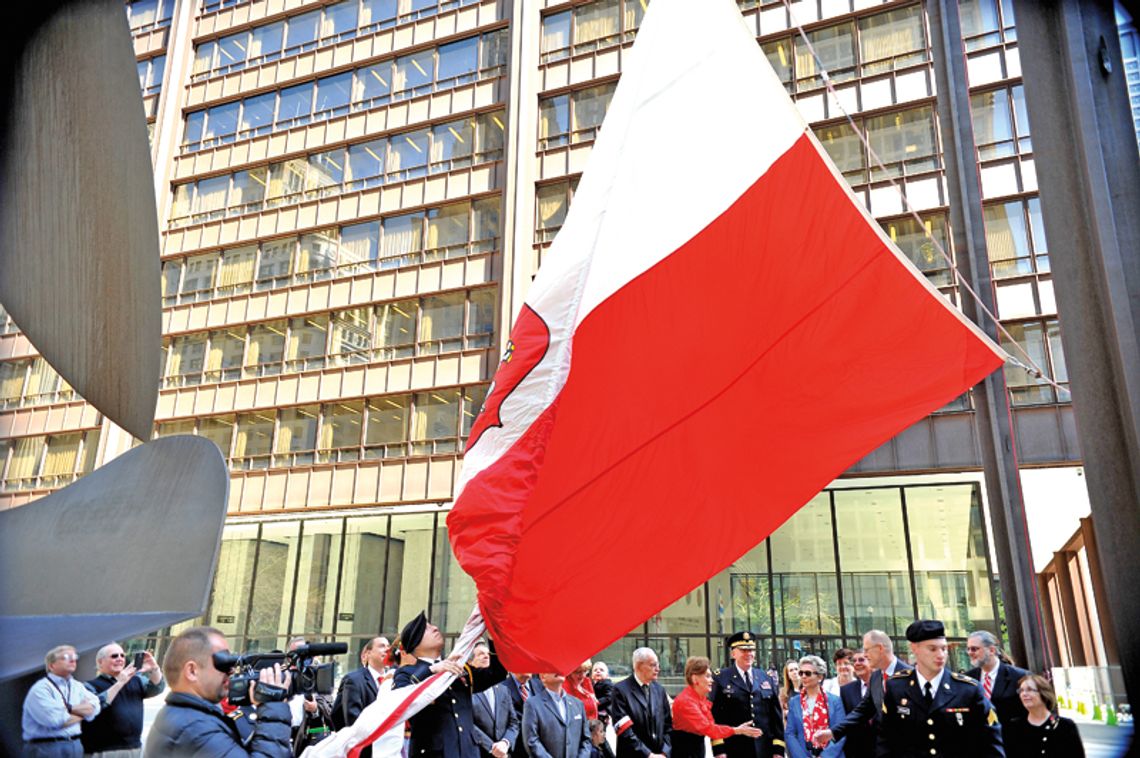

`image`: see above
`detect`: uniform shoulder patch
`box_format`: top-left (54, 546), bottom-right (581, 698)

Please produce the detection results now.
top-left (987, 708), bottom-right (999, 726)
top-left (951, 672), bottom-right (978, 684)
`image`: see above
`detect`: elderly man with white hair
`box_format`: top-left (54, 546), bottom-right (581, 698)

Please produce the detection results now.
top-left (610, 647), bottom-right (672, 758)
top-left (81, 642), bottom-right (164, 757)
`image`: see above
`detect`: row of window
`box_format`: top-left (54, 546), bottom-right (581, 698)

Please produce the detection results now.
top-left (1000, 319), bottom-right (1068, 405)
top-left (193, 0), bottom-right (486, 81)
top-left (138, 55), bottom-right (166, 99)
top-left (0, 358), bottom-right (73, 410)
top-left (970, 85), bottom-right (1031, 161)
top-left (126, 0), bottom-right (172, 32)
top-left (760, 5), bottom-right (929, 93)
top-left (0, 430), bottom-right (100, 492)
top-left (154, 385), bottom-right (488, 467)
top-left (171, 110), bottom-right (505, 226)
top-left (958, 0), bottom-right (1018, 52)
top-left (162, 287), bottom-right (496, 387)
top-left (819, 105), bottom-right (939, 184)
top-left (185, 29), bottom-right (508, 152)
top-left (540, 0), bottom-right (647, 64)
top-left (539, 82), bottom-right (616, 150)
top-left (163, 197), bottom-right (499, 304)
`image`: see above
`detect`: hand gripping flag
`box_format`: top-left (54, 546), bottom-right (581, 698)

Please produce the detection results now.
top-left (449, 0), bottom-right (1005, 674)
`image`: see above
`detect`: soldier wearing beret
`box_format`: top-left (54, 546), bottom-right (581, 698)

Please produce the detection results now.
top-left (710, 632), bottom-right (785, 758)
top-left (392, 611), bottom-right (508, 757)
top-left (875, 620), bottom-right (1004, 758)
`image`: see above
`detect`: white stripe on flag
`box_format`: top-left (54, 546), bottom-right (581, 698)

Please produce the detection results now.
top-left (301, 607), bottom-right (486, 758)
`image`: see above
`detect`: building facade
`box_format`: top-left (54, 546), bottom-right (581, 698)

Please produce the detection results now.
top-left (0, 0), bottom-right (1099, 685)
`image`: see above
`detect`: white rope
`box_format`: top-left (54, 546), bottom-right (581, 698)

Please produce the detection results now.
top-left (777, 0), bottom-right (1069, 397)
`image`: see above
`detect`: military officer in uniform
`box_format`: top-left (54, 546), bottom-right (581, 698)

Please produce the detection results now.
top-left (875, 620), bottom-right (1004, 758)
top-left (710, 632), bottom-right (785, 758)
top-left (392, 611), bottom-right (508, 757)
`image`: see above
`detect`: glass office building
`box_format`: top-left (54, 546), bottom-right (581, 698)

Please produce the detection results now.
top-left (0, 0), bottom-right (1085, 684)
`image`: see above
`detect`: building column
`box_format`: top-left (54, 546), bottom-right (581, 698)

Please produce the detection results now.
top-left (1013, 0), bottom-right (1140, 707)
top-left (927, 0), bottom-right (1048, 672)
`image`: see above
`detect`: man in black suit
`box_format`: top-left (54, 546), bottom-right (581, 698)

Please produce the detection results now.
top-left (835, 649), bottom-right (874, 758)
top-left (392, 611), bottom-right (508, 758)
top-left (815, 629), bottom-right (912, 751)
top-left (965, 630), bottom-right (1031, 726)
top-left (610, 647), bottom-right (671, 757)
top-left (473, 676), bottom-right (521, 757)
top-left (332, 636), bottom-right (389, 729)
top-left (501, 672), bottom-right (539, 757)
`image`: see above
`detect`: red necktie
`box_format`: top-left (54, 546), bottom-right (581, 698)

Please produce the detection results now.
top-left (520, 682), bottom-right (529, 702)
top-left (984, 672), bottom-right (993, 700)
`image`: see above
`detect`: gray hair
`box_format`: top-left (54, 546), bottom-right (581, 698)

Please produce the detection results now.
top-left (864, 629), bottom-right (893, 654)
top-left (44, 645), bottom-right (76, 670)
top-left (798, 655), bottom-right (827, 676)
top-left (968, 630), bottom-right (999, 648)
top-left (95, 643), bottom-right (121, 663)
top-left (632, 647), bottom-right (657, 666)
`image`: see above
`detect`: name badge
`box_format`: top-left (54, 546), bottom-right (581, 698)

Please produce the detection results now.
top-left (956, 713), bottom-right (964, 726)
top-left (760, 681), bottom-right (771, 690)
top-left (897, 706), bottom-right (910, 716)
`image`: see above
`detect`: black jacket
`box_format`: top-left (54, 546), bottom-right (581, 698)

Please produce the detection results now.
top-left (709, 666), bottom-right (783, 758)
top-left (610, 677), bottom-right (671, 758)
top-left (332, 666), bottom-right (380, 729)
top-left (393, 655), bottom-right (508, 758)
top-left (836, 679), bottom-right (874, 758)
top-left (144, 691), bottom-right (292, 757)
top-left (876, 670), bottom-right (1004, 758)
top-left (965, 664), bottom-right (1031, 727)
top-left (831, 660), bottom-right (913, 743)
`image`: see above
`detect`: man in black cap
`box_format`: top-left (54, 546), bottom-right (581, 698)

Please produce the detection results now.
top-left (392, 611), bottom-right (508, 757)
top-left (710, 632), bottom-right (783, 758)
top-left (874, 620), bottom-right (1004, 757)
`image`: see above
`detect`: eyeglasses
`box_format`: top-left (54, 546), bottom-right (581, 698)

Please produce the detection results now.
top-left (58, 654), bottom-right (78, 662)
top-left (1018, 687), bottom-right (1040, 694)
top-left (109, 653), bottom-right (127, 659)
top-left (966, 646), bottom-right (984, 653)
top-left (799, 671), bottom-right (819, 677)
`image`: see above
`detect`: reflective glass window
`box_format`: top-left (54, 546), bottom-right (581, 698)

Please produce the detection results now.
top-left (292, 519), bottom-right (344, 635)
top-left (285, 10), bottom-right (321, 52)
top-left (315, 72), bottom-right (353, 116)
top-left (365, 395), bottom-right (410, 457)
top-left (419, 293), bottom-right (464, 354)
top-left (769, 494), bottom-right (840, 635)
top-left (437, 37), bottom-right (478, 84)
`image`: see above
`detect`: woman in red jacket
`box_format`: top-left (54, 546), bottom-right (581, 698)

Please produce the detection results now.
top-left (671, 656), bottom-right (762, 757)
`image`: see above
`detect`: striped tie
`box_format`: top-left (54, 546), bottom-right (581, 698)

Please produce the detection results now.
top-left (984, 672), bottom-right (993, 700)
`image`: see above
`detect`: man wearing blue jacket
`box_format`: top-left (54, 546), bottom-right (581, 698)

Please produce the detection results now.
top-left (145, 626), bottom-right (294, 757)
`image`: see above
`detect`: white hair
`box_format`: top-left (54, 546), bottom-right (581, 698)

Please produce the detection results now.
top-left (95, 643), bottom-right (121, 663)
top-left (864, 629), bottom-right (893, 654)
top-left (632, 647), bottom-right (657, 666)
top-left (798, 655), bottom-right (827, 676)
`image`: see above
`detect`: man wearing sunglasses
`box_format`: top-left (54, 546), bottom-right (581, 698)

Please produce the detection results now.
top-left (22, 645), bottom-right (101, 757)
top-left (81, 643), bottom-right (164, 757)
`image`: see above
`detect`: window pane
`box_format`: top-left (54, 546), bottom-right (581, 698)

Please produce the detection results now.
top-left (542, 11), bottom-right (571, 57)
top-left (835, 489), bottom-right (914, 636)
top-left (361, 0), bottom-right (399, 28)
top-left (247, 322), bottom-right (286, 371)
top-left (381, 212), bottom-right (424, 258)
top-left (907, 485), bottom-right (996, 639)
top-left (277, 82), bottom-right (315, 125)
top-left (161, 260), bottom-right (182, 299)
top-left (168, 334), bottom-right (206, 378)
top-left (241, 93), bottom-right (276, 136)
top-left (481, 28), bottom-right (509, 70)
top-left (355, 63), bottom-right (392, 106)
top-left (426, 203), bottom-right (470, 252)
top-left (1047, 321), bottom-right (1067, 384)
top-left (339, 516), bottom-right (389, 638)
top-left (206, 328), bottom-right (246, 377)
top-left (431, 118), bottom-right (474, 168)
top-left (216, 31), bottom-right (248, 71)
top-left (769, 493), bottom-right (840, 635)
top-left (194, 175), bottom-right (230, 216)
top-left (217, 245), bottom-right (257, 294)
top-left (285, 10), bottom-right (321, 51)
top-left (858, 5), bottom-right (926, 75)
top-left (467, 289), bottom-right (495, 346)
top-left (192, 41), bottom-right (215, 76)
top-left (267, 158), bottom-right (309, 204)
top-left (797, 23), bottom-right (855, 87)
top-left (247, 522), bottom-right (301, 651)
top-left (983, 201), bottom-right (1031, 276)
top-left (536, 183), bottom-right (569, 232)
top-left (322, 0), bottom-right (358, 37)
top-left (887, 214), bottom-right (952, 286)
top-left (277, 406), bottom-right (319, 461)
top-left (0, 360), bottom-right (28, 403)
top-left (205, 102), bottom-right (239, 142)
top-left (330, 308), bottom-right (373, 362)
top-left (233, 411), bottom-right (275, 465)
top-left (207, 524), bottom-right (260, 640)
top-left (200, 417), bottom-right (235, 456)
top-left (959, 0), bottom-right (1001, 46)
top-left (474, 198), bottom-right (499, 244)
top-left (365, 395), bottom-right (410, 456)
top-left (709, 542), bottom-right (770, 637)
top-left (184, 111), bottom-right (206, 146)
top-left (1000, 322), bottom-right (1053, 404)
top-left (249, 21), bottom-right (284, 60)
top-left (347, 139), bottom-right (386, 186)
top-left (437, 37), bottom-right (478, 84)
top-left (572, 83), bottom-right (615, 140)
top-left (419, 292), bottom-right (464, 354)
top-left (307, 149), bottom-right (345, 193)
top-left (540, 95), bottom-right (569, 146)
top-left (384, 513), bottom-right (436, 632)
top-left (394, 50), bottom-right (434, 95)
top-left (376, 300), bottom-right (417, 357)
top-left (412, 388), bottom-right (460, 452)
top-left (339, 221), bottom-right (379, 265)
top-left (315, 72), bottom-right (353, 116)
top-left (576, 0), bottom-right (620, 46)
top-left (298, 229), bottom-right (340, 275)
top-left (230, 167), bottom-right (267, 212)
top-left (287, 316), bottom-right (328, 367)
top-left (181, 253), bottom-right (217, 294)
top-left (461, 385), bottom-right (488, 437)
top-left (762, 38), bottom-right (793, 85)
top-left (388, 130), bottom-right (429, 177)
top-left (970, 89), bottom-right (1015, 160)
top-left (431, 520), bottom-right (477, 633)
top-left (257, 239), bottom-right (294, 286)
top-left (478, 111), bottom-right (505, 158)
top-left (817, 121), bottom-right (865, 182)
top-left (865, 106), bottom-right (937, 178)
top-left (292, 519), bottom-right (344, 635)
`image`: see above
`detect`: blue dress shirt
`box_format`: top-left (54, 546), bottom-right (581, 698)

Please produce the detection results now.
top-left (22, 672), bottom-right (102, 741)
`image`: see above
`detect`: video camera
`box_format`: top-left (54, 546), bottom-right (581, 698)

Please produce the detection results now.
top-left (213, 642), bottom-right (348, 706)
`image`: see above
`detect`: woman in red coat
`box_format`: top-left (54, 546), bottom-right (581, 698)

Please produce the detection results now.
top-left (671, 657), bottom-right (762, 758)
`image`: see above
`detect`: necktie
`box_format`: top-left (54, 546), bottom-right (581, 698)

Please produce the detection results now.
top-left (520, 682), bottom-right (529, 702)
top-left (924, 681), bottom-right (933, 703)
top-left (745, 671), bottom-right (752, 690)
top-left (984, 672), bottom-right (994, 700)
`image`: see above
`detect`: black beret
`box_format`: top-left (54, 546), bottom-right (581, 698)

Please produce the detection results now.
top-left (905, 619), bottom-right (946, 643)
top-left (727, 631), bottom-right (757, 650)
top-left (399, 611), bottom-right (428, 654)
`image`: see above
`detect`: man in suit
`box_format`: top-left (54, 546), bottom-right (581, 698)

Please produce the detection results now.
top-left (500, 672), bottom-right (540, 757)
top-left (965, 630), bottom-right (1030, 726)
top-left (876, 620), bottom-right (1003, 757)
top-left (835, 650), bottom-right (874, 758)
top-left (523, 672), bottom-right (593, 758)
top-left (392, 611), bottom-right (508, 758)
top-left (710, 631), bottom-right (783, 758)
top-left (815, 629), bottom-right (912, 751)
top-left (332, 637), bottom-right (389, 729)
top-left (610, 647), bottom-right (671, 757)
top-left (473, 677), bottom-right (521, 758)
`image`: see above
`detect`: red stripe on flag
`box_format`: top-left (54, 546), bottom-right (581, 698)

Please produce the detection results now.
top-left (346, 674), bottom-right (443, 758)
top-left (450, 134), bottom-right (1003, 674)
top-left (615, 716), bottom-right (633, 735)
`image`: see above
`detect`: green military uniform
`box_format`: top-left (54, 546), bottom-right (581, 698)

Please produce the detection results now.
top-left (875, 668), bottom-right (1004, 757)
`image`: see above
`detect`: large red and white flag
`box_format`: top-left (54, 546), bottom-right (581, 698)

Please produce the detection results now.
top-left (449, 0), bottom-right (1005, 674)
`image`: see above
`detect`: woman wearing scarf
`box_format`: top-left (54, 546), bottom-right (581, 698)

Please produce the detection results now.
top-left (671, 657), bottom-right (762, 758)
top-left (563, 659), bottom-right (600, 720)
top-left (784, 655), bottom-right (845, 758)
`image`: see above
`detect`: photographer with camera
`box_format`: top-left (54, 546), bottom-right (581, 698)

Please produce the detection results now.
top-left (286, 637), bottom-right (336, 756)
top-left (145, 626), bottom-right (293, 757)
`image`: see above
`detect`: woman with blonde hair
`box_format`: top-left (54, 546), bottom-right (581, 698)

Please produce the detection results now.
top-left (779, 658), bottom-right (801, 717)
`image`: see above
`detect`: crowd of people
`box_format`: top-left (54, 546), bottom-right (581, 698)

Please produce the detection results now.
top-left (20, 615), bottom-right (1088, 757)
